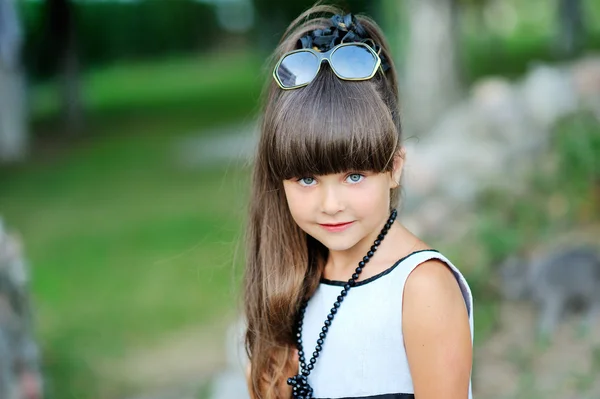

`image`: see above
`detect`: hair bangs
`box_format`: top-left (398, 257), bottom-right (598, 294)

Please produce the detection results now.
top-left (266, 68), bottom-right (399, 181)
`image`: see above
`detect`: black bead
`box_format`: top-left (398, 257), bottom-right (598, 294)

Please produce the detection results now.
top-left (287, 210), bottom-right (397, 389)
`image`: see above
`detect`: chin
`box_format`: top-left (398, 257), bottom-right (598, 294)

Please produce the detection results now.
top-left (310, 233), bottom-right (361, 252)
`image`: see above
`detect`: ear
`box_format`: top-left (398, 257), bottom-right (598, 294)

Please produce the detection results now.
top-left (389, 147), bottom-right (405, 189)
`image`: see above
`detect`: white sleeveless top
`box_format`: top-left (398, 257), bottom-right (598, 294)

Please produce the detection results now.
top-left (299, 249), bottom-right (474, 399)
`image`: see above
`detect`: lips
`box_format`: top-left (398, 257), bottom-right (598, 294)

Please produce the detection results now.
top-left (319, 221), bottom-right (354, 232)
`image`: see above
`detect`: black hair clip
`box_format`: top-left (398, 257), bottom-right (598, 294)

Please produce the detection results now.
top-left (297, 13), bottom-right (391, 72)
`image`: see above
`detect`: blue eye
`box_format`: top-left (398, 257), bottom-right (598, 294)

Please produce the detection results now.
top-left (346, 173), bottom-right (364, 183)
top-left (298, 177), bottom-right (316, 186)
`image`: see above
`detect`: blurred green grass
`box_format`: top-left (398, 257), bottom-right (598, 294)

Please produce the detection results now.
top-left (2, 142), bottom-right (252, 398)
top-left (30, 51), bottom-right (265, 133)
top-left (1, 52), bottom-right (261, 399)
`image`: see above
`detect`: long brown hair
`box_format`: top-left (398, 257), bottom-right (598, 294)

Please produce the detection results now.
top-left (244, 4), bottom-right (402, 398)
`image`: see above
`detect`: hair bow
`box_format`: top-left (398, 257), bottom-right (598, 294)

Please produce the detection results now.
top-left (297, 13), bottom-right (391, 72)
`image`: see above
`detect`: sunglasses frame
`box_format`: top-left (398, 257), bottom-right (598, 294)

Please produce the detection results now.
top-left (273, 41), bottom-right (383, 90)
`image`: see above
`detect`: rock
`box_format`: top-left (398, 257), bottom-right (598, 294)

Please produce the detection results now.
top-left (402, 56), bottom-right (600, 240)
top-left (572, 54), bottom-right (600, 117)
top-left (0, 218), bottom-right (43, 399)
top-left (520, 63), bottom-right (578, 128)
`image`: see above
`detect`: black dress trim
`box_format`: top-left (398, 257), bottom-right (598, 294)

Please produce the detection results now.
top-left (319, 249), bottom-right (440, 287)
top-left (317, 394), bottom-right (415, 399)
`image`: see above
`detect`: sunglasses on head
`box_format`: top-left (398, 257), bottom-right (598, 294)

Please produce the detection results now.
top-left (273, 41), bottom-right (383, 90)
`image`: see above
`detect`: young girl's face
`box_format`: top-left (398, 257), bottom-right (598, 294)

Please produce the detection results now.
top-left (282, 162), bottom-right (401, 252)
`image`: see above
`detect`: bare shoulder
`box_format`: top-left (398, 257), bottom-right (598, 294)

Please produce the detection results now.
top-left (405, 259), bottom-right (461, 295)
top-left (402, 259), bottom-right (472, 398)
top-left (403, 259), bottom-right (468, 318)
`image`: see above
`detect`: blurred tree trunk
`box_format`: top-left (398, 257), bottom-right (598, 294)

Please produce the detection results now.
top-left (0, 0), bottom-right (28, 164)
top-left (43, 0), bottom-right (83, 135)
top-left (556, 0), bottom-right (584, 58)
top-left (403, 0), bottom-right (463, 135)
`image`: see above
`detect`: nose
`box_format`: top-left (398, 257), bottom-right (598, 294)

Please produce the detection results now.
top-left (321, 184), bottom-right (344, 215)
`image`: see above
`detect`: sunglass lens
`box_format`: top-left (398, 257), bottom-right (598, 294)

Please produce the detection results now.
top-left (330, 45), bottom-right (378, 79)
top-left (276, 51), bottom-right (319, 88)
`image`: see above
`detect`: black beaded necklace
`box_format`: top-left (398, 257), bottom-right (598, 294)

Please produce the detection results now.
top-left (287, 209), bottom-right (398, 399)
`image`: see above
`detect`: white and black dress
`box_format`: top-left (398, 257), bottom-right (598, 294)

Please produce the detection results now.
top-left (299, 249), bottom-right (474, 399)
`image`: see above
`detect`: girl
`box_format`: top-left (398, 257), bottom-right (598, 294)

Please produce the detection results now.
top-left (244, 4), bottom-right (473, 399)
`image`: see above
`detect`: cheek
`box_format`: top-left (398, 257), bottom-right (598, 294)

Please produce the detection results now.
top-left (282, 183), bottom-right (309, 219)
top-left (352, 179), bottom-right (389, 209)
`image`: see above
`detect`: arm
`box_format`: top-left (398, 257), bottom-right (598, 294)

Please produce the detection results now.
top-left (403, 260), bottom-right (472, 399)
